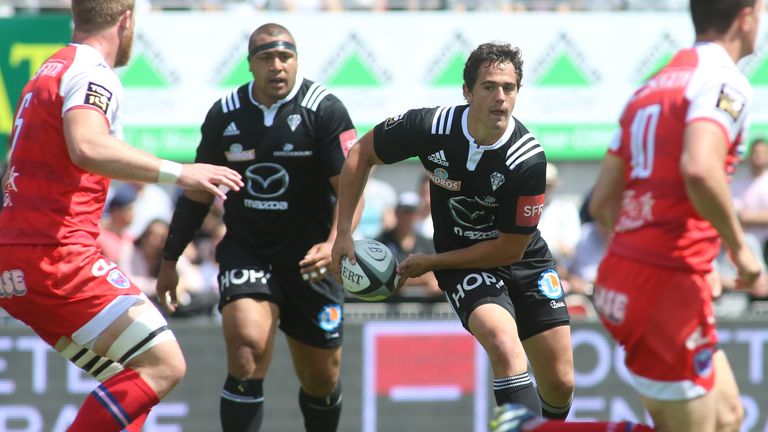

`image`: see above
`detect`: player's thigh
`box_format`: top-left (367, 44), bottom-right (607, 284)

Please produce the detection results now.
top-left (641, 390), bottom-right (716, 432)
top-left (467, 303), bottom-right (527, 373)
top-left (522, 325), bottom-right (574, 395)
top-left (277, 270), bottom-right (344, 350)
top-left (221, 297), bottom-right (280, 376)
top-left (506, 263), bottom-right (570, 342)
top-left (711, 350), bottom-right (744, 432)
top-left (285, 335), bottom-right (341, 394)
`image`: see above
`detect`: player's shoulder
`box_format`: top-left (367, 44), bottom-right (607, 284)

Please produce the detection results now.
top-left (64, 44), bottom-right (121, 88)
top-left (691, 43), bottom-right (752, 95)
top-left (297, 78), bottom-right (344, 112)
top-left (212, 83), bottom-right (249, 116)
top-left (504, 116), bottom-right (545, 173)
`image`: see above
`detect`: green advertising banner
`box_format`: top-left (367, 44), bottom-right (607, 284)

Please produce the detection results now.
top-left (0, 15), bottom-right (71, 159)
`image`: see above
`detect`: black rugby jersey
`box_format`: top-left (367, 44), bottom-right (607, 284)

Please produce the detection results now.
top-left (373, 105), bottom-right (549, 259)
top-left (196, 77), bottom-right (356, 268)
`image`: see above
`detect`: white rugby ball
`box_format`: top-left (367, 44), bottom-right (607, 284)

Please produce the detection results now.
top-left (340, 239), bottom-right (398, 301)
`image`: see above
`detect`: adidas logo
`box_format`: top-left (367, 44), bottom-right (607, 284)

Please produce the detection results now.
top-left (223, 122), bottom-right (240, 136)
top-left (428, 150), bottom-right (449, 166)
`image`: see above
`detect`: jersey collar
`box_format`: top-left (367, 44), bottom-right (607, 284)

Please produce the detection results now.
top-left (247, 70), bottom-right (305, 126)
top-left (461, 107), bottom-right (517, 171)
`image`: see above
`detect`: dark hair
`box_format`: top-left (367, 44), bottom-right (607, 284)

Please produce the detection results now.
top-left (463, 42), bottom-right (524, 90)
top-left (249, 23), bottom-right (295, 53)
top-left (690, 0), bottom-right (757, 35)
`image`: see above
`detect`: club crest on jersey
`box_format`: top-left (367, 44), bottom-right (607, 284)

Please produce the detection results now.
top-left (225, 143), bottom-right (255, 162)
top-left (427, 168), bottom-right (461, 191)
top-left (537, 269), bottom-right (563, 300)
top-left (84, 82), bottom-right (112, 114)
top-left (287, 114), bottom-right (302, 132)
top-left (716, 84), bottom-right (746, 121)
top-left (107, 269), bottom-right (131, 289)
top-left (490, 172), bottom-right (505, 191)
top-left (384, 114), bottom-right (405, 130)
top-left (318, 304), bottom-right (342, 332)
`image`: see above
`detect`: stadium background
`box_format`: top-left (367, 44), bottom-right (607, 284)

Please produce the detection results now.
top-left (1, 7), bottom-right (768, 432)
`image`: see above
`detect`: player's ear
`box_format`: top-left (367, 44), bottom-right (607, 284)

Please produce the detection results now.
top-left (462, 84), bottom-right (471, 103)
top-left (118, 9), bottom-right (133, 33)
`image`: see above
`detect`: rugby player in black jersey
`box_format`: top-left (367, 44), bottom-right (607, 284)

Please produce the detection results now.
top-left (332, 42), bottom-right (574, 419)
top-left (157, 23), bottom-right (360, 432)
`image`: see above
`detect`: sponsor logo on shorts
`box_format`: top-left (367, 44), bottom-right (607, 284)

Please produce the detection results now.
top-left (549, 300), bottom-right (566, 309)
top-left (694, 348), bottom-right (714, 377)
top-left (0, 269), bottom-right (27, 298)
top-left (592, 285), bottom-right (628, 324)
top-left (107, 269), bottom-right (131, 289)
top-left (449, 272), bottom-right (504, 308)
top-left (84, 82), bottom-right (112, 114)
top-left (219, 269), bottom-right (269, 290)
top-left (318, 304), bottom-right (342, 333)
top-left (537, 269), bottom-right (563, 300)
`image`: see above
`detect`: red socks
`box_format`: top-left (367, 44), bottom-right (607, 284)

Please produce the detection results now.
top-left (68, 368), bottom-right (159, 432)
top-left (525, 419), bottom-right (654, 431)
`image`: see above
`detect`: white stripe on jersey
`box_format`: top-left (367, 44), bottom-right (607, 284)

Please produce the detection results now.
top-left (301, 82), bottom-right (330, 111)
top-left (506, 132), bottom-right (544, 171)
top-left (220, 90), bottom-right (240, 113)
top-left (430, 106), bottom-right (455, 135)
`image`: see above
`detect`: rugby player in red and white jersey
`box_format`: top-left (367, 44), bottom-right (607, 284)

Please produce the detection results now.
top-left (590, 0), bottom-right (763, 431)
top-left (0, 1), bottom-right (242, 430)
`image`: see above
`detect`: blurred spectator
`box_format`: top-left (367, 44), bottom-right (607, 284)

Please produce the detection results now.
top-left (733, 138), bottom-right (768, 264)
top-left (377, 191), bottom-right (442, 298)
top-left (126, 182), bottom-right (174, 239)
top-left (123, 218), bottom-right (215, 317)
top-left (538, 162), bottom-right (581, 266)
top-left (414, 173), bottom-right (434, 240)
top-left (98, 183), bottom-right (137, 264)
top-left (277, 0), bottom-right (343, 11)
top-left (564, 192), bottom-right (606, 296)
top-left (356, 175), bottom-right (397, 239)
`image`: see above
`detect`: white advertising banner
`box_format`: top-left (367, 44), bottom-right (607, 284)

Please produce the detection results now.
top-left (119, 11), bottom-right (768, 160)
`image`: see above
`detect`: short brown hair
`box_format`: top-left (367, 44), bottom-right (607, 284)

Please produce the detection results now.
top-left (463, 42), bottom-right (524, 90)
top-left (690, 0), bottom-right (757, 35)
top-left (71, 0), bottom-right (135, 33)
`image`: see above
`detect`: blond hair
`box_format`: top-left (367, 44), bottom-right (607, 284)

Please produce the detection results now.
top-left (71, 0), bottom-right (135, 33)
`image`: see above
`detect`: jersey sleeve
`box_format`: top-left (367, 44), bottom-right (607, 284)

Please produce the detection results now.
top-left (686, 69), bottom-right (752, 144)
top-left (315, 95), bottom-right (357, 178)
top-left (372, 108), bottom-right (436, 164)
top-left (194, 103), bottom-right (226, 165)
top-left (61, 65), bottom-right (123, 129)
top-left (496, 154), bottom-right (547, 235)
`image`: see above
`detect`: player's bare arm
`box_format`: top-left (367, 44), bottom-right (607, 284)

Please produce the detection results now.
top-left (302, 175), bottom-right (365, 282)
top-left (63, 109), bottom-right (243, 200)
top-left (396, 231), bottom-right (532, 287)
top-left (156, 189), bottom-right (215, 314)
top-left (682, 120), bottom-right (761, 288)
top-left (589, 153), bottom-right (625, 232)
top-left (331, 130), bottom-right (383, 281)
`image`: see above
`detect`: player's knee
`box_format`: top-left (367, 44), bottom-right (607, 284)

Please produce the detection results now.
top-left (475, 329), bottom-right (525, 372)
top-left (298, 363), bottom-right (340, 396)
top-left (716, 397), bottom-right (744, 432)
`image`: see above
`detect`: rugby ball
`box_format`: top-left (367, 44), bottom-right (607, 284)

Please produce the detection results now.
top-left (340, 239), bottom-right (398, 301)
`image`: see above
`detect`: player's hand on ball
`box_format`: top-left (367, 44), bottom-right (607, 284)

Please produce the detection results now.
top-left (396, 253), bottom-right (433, 290)
top-left (331, 234), bottom-right (356, 284)
top-left (156, 259), bottom-right (180, 314)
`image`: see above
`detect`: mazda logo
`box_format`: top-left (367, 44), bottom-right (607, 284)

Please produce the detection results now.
top-left (245, 163), bottom-right (289, 198)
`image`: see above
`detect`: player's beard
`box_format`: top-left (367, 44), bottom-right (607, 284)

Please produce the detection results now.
top-left (115, 29), bottom-right (134, 68)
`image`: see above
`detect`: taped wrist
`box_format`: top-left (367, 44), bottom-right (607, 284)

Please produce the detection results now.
top-left (163, 195), bottom-right (210, 261)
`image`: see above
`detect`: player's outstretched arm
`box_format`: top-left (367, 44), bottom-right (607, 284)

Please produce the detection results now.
top-left (63, 109), bottom-right (242, 199)
top-left (331, 130), bottom-right (383, 282)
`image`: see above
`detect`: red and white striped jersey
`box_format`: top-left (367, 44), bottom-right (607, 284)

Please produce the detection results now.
top-left (607, 42), bottom-right (751, 273)
top-left (1, 43), bottom-right (123, 246)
